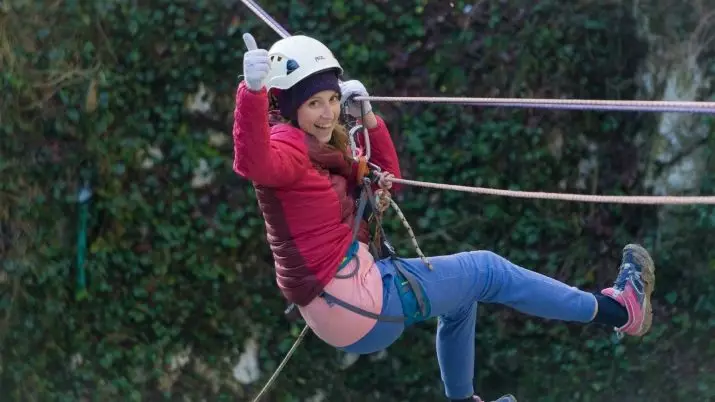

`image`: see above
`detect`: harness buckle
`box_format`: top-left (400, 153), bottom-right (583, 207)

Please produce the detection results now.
top-left (356, 156), bottom-right (369, 183)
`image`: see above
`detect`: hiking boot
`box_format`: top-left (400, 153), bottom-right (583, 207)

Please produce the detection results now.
top-left (601, 244), bottom-right (656, 337)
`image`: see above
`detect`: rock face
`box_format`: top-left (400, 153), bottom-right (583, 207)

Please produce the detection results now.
top-left (629, 0), bottom-right (715, 251)
top-left (632, 0), bottom-right (714, 197)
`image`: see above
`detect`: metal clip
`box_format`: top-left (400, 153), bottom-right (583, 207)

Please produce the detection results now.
top-left (349, 124), bottom-right (371, 161)
top-left (348, 124), bottom-right (362, 160)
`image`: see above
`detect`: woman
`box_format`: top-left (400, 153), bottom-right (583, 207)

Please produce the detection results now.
top-left (234, 33), bottom-right (656, 402)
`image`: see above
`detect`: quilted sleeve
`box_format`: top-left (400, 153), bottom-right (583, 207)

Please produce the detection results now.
top-left (232, 81), bottom-right (309, 187)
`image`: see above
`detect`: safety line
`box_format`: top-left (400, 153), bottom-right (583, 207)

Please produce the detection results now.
top-left (240, 0), bottom-right (290, 38)
top-left (356, 96), bottom-right (715, 114)
top-left (250, 324), bottom-right (310, 402)
top-left (389, 178), bottom-right (715, 205)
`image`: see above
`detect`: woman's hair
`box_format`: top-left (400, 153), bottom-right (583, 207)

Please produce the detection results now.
top-left (328, 123), bottom-right (352, 162)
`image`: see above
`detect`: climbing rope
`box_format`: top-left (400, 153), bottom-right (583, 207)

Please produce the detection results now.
top-left (356, 95), bottom-right (715, 114)
top-left (374, 189), bottom-right (391, 213)
top-left (250, 324), bottom-right (310, 402)
top-left (386, 178), bottom-right (715, 205)
top-left (373, 186), bottom-right (434, 270)
top-left (240, 0), bottom-right (290, 38)
top-left (388, 198), bottom-right (432, 266)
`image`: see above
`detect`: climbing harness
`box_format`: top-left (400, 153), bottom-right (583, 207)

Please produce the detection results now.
top-left (238, 2), bottom-right (715, 400)
top-left (320, 160), bottom-right (433, 323)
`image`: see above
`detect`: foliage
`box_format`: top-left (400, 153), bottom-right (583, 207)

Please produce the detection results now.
top-left (1, 0), bottom-right (714, 401)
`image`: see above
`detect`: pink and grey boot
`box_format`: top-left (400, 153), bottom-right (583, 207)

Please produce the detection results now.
top-left (600, 244), bottom-right (656, 337)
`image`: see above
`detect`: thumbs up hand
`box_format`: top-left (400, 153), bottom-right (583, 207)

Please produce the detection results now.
top-left (242, 33), bottom-right (270, 91)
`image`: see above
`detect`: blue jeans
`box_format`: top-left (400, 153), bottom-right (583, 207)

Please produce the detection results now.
top-left (338, 250), bottom-right (597, 399)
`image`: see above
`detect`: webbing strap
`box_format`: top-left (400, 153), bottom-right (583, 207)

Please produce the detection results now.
top-left (322, 258), bottom-right (430, 324)
top-left (333, 254), bottom-right (360, 279)
top-left (320, 291), bottom-right (406, 323)
top-left (315, 178), bottom-right (431, 324)
top-left (391, 258), bottom-right (429, 318)
top-left (352, 185), bottom-right (370, 243)
top-left (334, 187), bottom-right (371, 279)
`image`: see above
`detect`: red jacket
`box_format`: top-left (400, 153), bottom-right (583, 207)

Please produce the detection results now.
top-left (232, 81), bottom-right (403, 306)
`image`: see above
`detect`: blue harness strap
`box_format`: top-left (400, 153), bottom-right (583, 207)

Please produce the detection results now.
top-left (320, 255), bottom-right (430, 326)
top-left (319, 179), bottom-right (431, 325)
top-left (391, 257), bottom-right (431, 325)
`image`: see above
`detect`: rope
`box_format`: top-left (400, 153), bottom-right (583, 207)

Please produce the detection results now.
top-left (250, 324), bottom-right (310, 402)
top-left (374, 189), bottom-right (391, 213)
top-left (240, 0), bottom-right (290, 38)
top-left (355, 95), bottom-right (715, 114)
top-left (372, 189), bottom-right (433, 270)
top-left (387, 197), bottom-right (434, 270)
top-left (389, 177), bottom-right (715, 205)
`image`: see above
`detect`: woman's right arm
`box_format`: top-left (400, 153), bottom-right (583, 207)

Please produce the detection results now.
top-left (232, 81), bottom-right (309, 187)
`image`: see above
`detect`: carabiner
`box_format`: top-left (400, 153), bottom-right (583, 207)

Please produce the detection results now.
top-left (349, 124), bottom-right (371, 161)
top-left (348, 124), bottom-right (362, 160)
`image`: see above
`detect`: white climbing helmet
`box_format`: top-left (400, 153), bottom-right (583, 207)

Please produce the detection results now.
top-left (265, 35), bottom-right (343, 91)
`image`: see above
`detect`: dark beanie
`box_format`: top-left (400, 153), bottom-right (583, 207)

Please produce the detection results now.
top-left (277, 69), bottom-right (341, 121)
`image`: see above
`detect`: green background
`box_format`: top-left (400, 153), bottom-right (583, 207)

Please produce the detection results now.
top-left (1, 1), bottom-right (714, 401)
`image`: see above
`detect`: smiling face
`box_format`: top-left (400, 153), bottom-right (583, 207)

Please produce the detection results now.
top-left (295, 90), bottom-right (341, 144)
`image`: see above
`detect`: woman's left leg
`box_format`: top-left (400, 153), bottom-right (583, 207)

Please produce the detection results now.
top-left (392, 250), bottom-right (598, 399)
top-left (403, 249), bottom-right (600, 322)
